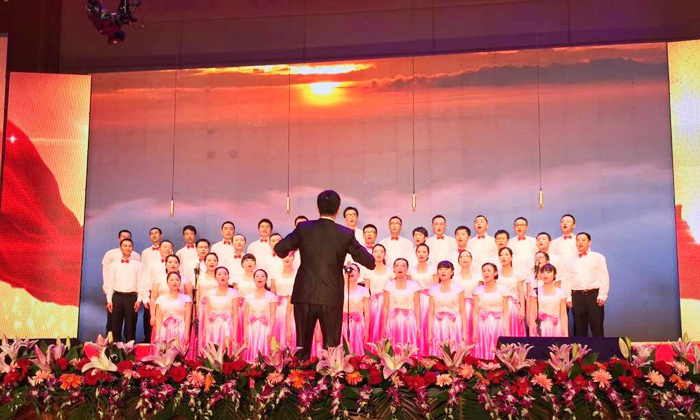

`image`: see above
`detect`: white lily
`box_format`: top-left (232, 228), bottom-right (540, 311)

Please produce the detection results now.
top-left (84, 334), bottom-right (111, 354)
top-left (201, 342), bottom-right (227, 372)
top-left (141, 347), bottom-right (181, 374)
top-left (439, 341), bottom-right (475, 374)
top-left (49, 338), bottom-right (67, 361)
top-left (115, 340), bottom-right (136, 355)
top-left (316, 345), bottom-right (353, 377)
top-left (81, 348), bottom-right (118, 372)
top-left (631, 345), bottom-right (654, 367)
top-left (0, 337), bottom-right (37, 362)
top-left (495, 343), bottom-right (534, 372)
top-left (32, 345), bottom-right (53, 372)
top-left (671, 333), bottom-right (693, 360)
top-left (692, 344), bottom-right (700, 375)
top-left (379, 343), bottom-right (417, 379)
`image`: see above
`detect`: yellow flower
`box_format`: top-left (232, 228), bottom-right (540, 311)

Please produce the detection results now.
top-left (436, 374), bottom-right (453, 387)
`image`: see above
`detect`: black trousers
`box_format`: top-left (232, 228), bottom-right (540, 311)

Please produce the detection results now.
top-left (294, 303), bottom-right (343, 359)
top-left (142, 306), bottom-right (152, 343)
top-left (111, 292), bottom-right (138, 343)
top-left (106, 309), bottom-right (113, 335)
top-left (572, 289), bottom-right (605, 337)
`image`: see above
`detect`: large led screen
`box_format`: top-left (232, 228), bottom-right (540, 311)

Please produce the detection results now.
top-left (0, 73), bottom-right (91, 338)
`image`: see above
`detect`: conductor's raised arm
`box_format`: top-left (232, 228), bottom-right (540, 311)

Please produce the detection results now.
top-left (348, 237), bottom-right (376, 271)
top-left (274, 229), bottom-right (299, 259)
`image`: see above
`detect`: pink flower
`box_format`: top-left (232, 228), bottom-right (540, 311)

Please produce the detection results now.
top-left (646, 370), bottom-right (665, 387)
top-left (479, 361), bottom-right (501, 371)
top-left (458, 364), bottom-right (474, 379)
top-left (266, 372), bottom-right (284, 385)
top-left (420, 358), bottom-right (437, 370)
top-left (671, 361), bottom-right (689, 375)
top-left (187, 370), bottom-right (205, 387)
top-left (591, 369), bottom-right (612, 388)
top-left (436, 374), bottom-right (453, 387)
top-left (531, 373), bottom-right (552, 392)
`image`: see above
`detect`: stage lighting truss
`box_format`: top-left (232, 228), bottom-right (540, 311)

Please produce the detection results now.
top-left (86, 0), bottom-right (141, 45)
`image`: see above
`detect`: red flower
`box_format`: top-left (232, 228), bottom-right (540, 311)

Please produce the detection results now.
top-left (231, 360), bottom-right (248, 372)
top-left (513, 376), bottom-right (530, 397)
top-left (529, 361), bottom-right (548, 376)
top-left (405, 375), bottom-right (426, 391)
top-left (486, 370), bottom-right (505, 384)
top-left (424, 371), bottom-right (437, 386)
top-left (554, 371), bottom-right (569, 384)
top-left (185, 359), bottom-right (203, 370)
top-left (618, 375), bottom-right (636, 391)
top-left (573, 374), bottom-right (588, 388)
top-left (76, 358), bottom-right (90, 371)
top-left (3, 369), bottom-right (23, 385)
top-left (116, 361), bottom-right (134, 373)
top-left (55, 357), bottom-right (70, 371)
top-left (578, 361), bottom-right (595, 375)
top-left (433, 362), bottom-right (448, 373)
top-left (222, 362), bottom-right (235, 376)
top-left (368, 369), bottom-right (382, 386)
top-left (137, 365), bottom-right (155, 378)
top-left (168, 365), bottom-right (187, 383)
top-left (630, 367), bottom-right (643, 379)
top-left (463, 355), bottom-right (478, 366)
top-left (151, 371), bottom-right (166, 385)
top-left (245, 368), bottom-right (263, 379)
top-left (84, 370), bottom-right (99, 387)
top-left (654, 361), bottom-right (672, 376)
top-left (348, 356), bottom-right (362, 371)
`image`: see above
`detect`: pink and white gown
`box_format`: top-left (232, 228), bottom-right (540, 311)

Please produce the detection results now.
top-left (341, 285), bottom-right (370, 355)
top-left (244, 290), bottom-right (276, 361)
top-left (273, 271), bottom-right (296, 349)
top-left (235, 275), bottom-right (257, 343)
top-left (204, 288), bottom-right (238, 349)
top-left (456, 272), bottom-right (482, 345)
top-left (536, 288), bottom-right (566, 337)
top-left (429, 282), bottom-right (465, 356)
top-left (150, 273), bottom-right (191, 342)
top-left (155, 293), bottom-right (192, 346)
top-left (365, 268), bottom-right (393, 343)
top-left (473, 285), bottom-right (509, 360)
top-left (409, 265), bottom-right (436, 355)
top-left (498, 272), bottom-right (526, 337)
top-left (383, 280), bottom-right (421, 348)
top-left (196, 275), bottom-right (219, 353)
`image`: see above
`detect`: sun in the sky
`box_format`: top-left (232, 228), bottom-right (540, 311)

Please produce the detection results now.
top-left (302, 81), bottom-right (346, 106)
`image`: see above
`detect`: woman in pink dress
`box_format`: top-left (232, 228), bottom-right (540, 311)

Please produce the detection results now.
top-left (243, 269), bottom-right (277, 361)
top-left (204, 267), bottom-right (239, 349)
top-left (341, 263), bottom-right (370, 355)
top-left (530, 263), bottom-right (568, 337)
top-left (271, 254), bottom-right (296, 348)
top-left (497, 247), bottom-right (526, 337)
top-left (196, 253), bottom-right (220, 353)
top-left (154, 272), bottom-right (193, 348)
top-left (472, 263), bottom-right (510, 360)
top-left (408, 243), bottom-right (437, 354)
top-left (456, 250), bottom-right (482, 344)
top-left (364, 244), bottom-right (393, 342)
top-left (233, 254), bottom-right (257, 343)
top-left (526, 251), bottom-right (554, 330)
top-left (382, 260), bottom-right (421, 348)
top-left (149, 255), bottom-right (193, 342)
top-left (428, 261), bottom-right (467, 356)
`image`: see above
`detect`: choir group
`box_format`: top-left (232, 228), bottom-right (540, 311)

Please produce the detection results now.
top-left (102, 211), bottom-right (610, 360)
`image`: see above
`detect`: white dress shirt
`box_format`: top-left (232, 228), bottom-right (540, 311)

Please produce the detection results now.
top-left (105, 257), bottom-right (146, 304)
top-left (247, 238), bottom-right (273, 261)
top-left (379, 235), bottom-right (414, 266)
top-left (508, 236), bottom-right (538, 275)
top-left (260, 253), bottom-right (284, 284)
top-left (550, 234), bottom-right (578, 261)
top-left (467, 234), bottom-right (499, 267)
top-left (176, 244), bottom-right (198, 268)
top-left (562, 251), bottom-right (610, 302)
top-left (425, 235), bottom-right (458, 264)
top-left (147, 259), bottom-right (167, 293)
top-left (140, 245), bottom-right (161, 271)
top-left (352, 227), bottom-right (364, 244)
top-left (102, 248), bottom-right (141, 293)
top-left (182, 257), bottom-right (206, 287)
top-left (211, 240), bottom-right (235, 272)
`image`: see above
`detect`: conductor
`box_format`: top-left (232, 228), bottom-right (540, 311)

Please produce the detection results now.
top-left (275, 190), bottom-right (376, 358)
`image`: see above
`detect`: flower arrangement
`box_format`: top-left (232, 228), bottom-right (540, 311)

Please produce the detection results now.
top-left (0, 333), bottom-right (699, 420)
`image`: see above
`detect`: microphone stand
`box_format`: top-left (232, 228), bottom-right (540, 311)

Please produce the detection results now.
top-left (344, 268), bottom-right (352, 351)
top-left (192, 263), bottom-right (201, 351)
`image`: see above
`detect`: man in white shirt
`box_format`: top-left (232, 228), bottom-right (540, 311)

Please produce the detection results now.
top-left (248, 219), bottom-right (274, 261)
top-left (211, 221), bottom-right (236, 271)
top-left (362, 224), bottom-right (378, 251)
top-left (494, 229), bottom-right (510, 251)
top-left (535, 232), bottom-right (561, 269)
top-left (343, 206), bottom-right (364, 244)
top-left (260, 233), bottom-right (284, 285)
top-left (563, 232), bottom-right (609, 337)
top-left (508, 217), bottom-right (538, 276)
top-left (140, 227), bottom-right (162, 270)
top-left (379, 216), bottom-right (413, 266)
top-left (408, 226), bottom-right (429, 267)
top-left (467, 215), bottom-right (498, 267)
top-left (175, 225), bottom-right (198, 268)
top-left (183, 238), bottom-right (209, 286)
top-left (227, 234), bottom-right (247, 279)
top-left (550, 214), bottom-right (578, 261)
top-left (105, 238), bottom-right (145, 343)
top-left (447, 225), bottom-right (473, 269)
top-left (425, 215), bottom-right (458, 264)
top-left (102, 229), bottom-right (141, 334)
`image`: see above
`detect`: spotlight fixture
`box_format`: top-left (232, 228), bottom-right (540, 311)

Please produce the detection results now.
top-left (86, 0), bottom-right (140, 45)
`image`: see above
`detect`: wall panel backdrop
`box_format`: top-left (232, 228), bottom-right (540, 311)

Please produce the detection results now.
top-left (80, 43), bottom-right (680, 342)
